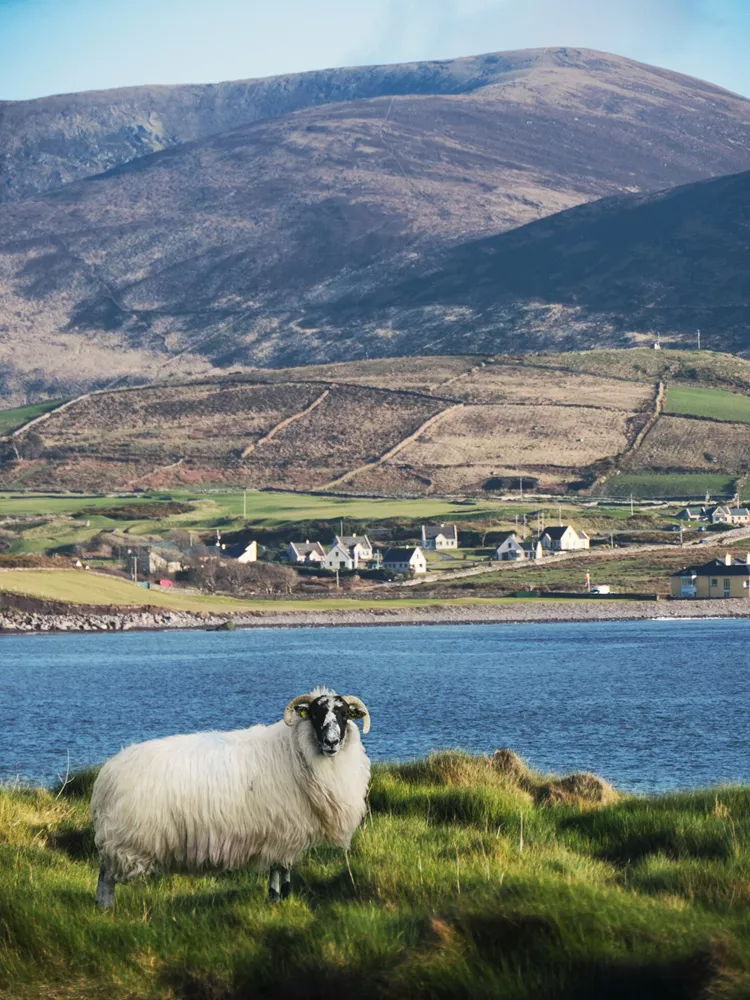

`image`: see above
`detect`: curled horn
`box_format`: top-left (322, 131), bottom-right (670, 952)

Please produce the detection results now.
top-left (342, 696), bottom-right (371, 734)
top-left (284, 693), bottom-right (312, 727)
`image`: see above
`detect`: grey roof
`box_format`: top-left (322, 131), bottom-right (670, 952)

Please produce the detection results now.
top-left (383, 547), bottom-right (421, 561)
top-left (336, 534), bottom-right (371, 548)
top-left (290, 541), bottom-right (326, 555)
top-left (674, 558), bottom-right (750, 578)
top-left (422, 524), bottom-right (458, 540)
top-left (542, 525), bottom-right (573, 540)
top-left (729, 508), bottom-right (750, 516)
top-left (495, 532), bottom-right (521, 545)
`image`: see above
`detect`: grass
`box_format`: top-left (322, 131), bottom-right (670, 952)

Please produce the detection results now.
top-left (0, 752), bottom-right (748, 999)
top-left (0, 568), bottom-right (571, 613)
top-left (0, 398), bottom-right (65, 436)
top-left (664, 385), bottom-right (750, 423)
top-left (593, 473), bottom-right (737, 499)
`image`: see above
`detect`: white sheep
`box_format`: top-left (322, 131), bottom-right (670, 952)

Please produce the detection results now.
top-left (90, 688), bottom-right (371, 907)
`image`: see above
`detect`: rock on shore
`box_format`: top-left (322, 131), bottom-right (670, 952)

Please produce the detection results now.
top-left (3, 598), bottom-right (750, 635)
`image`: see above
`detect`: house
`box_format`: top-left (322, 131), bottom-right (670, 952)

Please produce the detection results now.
top-left (540, 525), bottom-right (590, 552)
top-left (710, 506), bottom-right (732, 524)
top-left (671, 553), bottom-right (750, 599)
top-left (236, 541), bottom-right (258, 564)
top-left (335, 534), bottom-right (373, 562)
top-left (495, 532), bottom-right (525, 561)
top-left (382, 546), bottom-right (428, 574)
top-left (677, 507), bottom-right (704, 521)
top-left (135, 544), bottom-right (183, 577)
top-left (724, 507), bottom-right (750, 525)
top-left (323, 542), bottom-right (357, 571)
top-left (522, 539), bottom-right (545, 561)
top-left (421, 524), bottom-right (458, 550)
top-left (285, 540), bottom-right (326, 564)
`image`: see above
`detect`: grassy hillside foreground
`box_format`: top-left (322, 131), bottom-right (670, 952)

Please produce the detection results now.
top-left (1, 753), bottom-right (748, 999)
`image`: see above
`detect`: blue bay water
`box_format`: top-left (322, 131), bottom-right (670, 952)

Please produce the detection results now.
top-left (0, 619), bottom-right (747, 792)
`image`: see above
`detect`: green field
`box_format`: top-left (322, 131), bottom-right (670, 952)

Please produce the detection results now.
top-left (0, 568), bottom-right (567, 613)
top-left (664, 384), bottom-right (750, 423)
top-left (0, 398), bottom-right (66, 436)
top-left (1, 754), bottom-right (748, 999)
top-left (594, 473), bottom-right (737, 499)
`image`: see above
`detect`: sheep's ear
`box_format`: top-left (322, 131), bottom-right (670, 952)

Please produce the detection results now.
top-left (284, 695), bottom-right (312, 726)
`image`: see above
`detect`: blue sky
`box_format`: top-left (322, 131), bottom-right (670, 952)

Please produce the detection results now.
top-left (1, 0), bottom-right (750, 100)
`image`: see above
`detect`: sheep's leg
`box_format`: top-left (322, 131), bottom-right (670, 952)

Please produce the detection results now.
top-left (280, 867), bottom-right (292, 900)
top-left (96, 865), bottom-right (116, 910)
top-left (268, 866), bottom-right (281, 903)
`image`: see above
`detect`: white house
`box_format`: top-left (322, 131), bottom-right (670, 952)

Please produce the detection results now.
top-left (335, 534), bottom-right (373, 562)
top-left (382, 546), bottom-right (428, 574)
top-left (495, 532), bottom-right (525, 561)
top-left (286, 540), bottom-right (326, 564)
top-left (540, 525), bottom-right (590, 552)
top-left (236, 540), bottom-right (258, 564)
top-left (522, 539), bottom-right (545, 561)
top-left (712, 506), bottom-right (750, 525)
top-left (421, 524), bottom-right (458, 550)
top-left (323, 542), bottom-right (357, 571)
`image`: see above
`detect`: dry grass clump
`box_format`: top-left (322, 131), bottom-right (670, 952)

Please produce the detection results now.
top-left (538, 771), bottom-right (619, 807)
top-left (631, 414), bottom-right (750, 472)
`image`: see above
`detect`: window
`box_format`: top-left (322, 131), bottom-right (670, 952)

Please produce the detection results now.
top-left (710, 578), bottom-right (718, 587)
top-left (724, 578), bottom-right (731, 597)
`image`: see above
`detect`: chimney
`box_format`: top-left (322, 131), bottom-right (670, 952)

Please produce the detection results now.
top-left (725, 552), bottom-right (732, 566)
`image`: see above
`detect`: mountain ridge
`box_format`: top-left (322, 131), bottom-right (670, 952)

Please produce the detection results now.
top-left (1, 47), bottom-right (750, 404)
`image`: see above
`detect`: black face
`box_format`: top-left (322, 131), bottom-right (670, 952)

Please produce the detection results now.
top-left (297, 693), bottom-right (351, 757)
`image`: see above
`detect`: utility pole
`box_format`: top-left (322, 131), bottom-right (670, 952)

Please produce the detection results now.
top-left (519, 477), bottom-right (524, 500)
top-left (557, 503), bottom-right (562, 526)
top-left (335, 568), bottom-right (340, 590)
top-left (697, 329), bottom-right (701, 351)
top-left (630, 493), bottom-right (634, 517)
top-left (522, 514), bottom-right (527, 539)
top-left (610, 532), bottom-right (614, 550)
top-left (679, 522), bottom-right (684, 547)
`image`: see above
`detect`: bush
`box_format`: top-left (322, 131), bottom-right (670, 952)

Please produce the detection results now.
top-left (187, 557), bottom-right (298, 595)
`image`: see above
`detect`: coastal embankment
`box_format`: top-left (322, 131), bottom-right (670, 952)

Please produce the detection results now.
top-left (3, 596), bottom-right (750, 633)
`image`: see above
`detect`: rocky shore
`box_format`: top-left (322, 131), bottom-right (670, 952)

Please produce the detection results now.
top-left (3, 597), bottom-right (750, 634)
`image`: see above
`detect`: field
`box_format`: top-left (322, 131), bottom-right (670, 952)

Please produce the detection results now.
top-left (0, 568), bottom-right (568, 613)
top-left (632, 416), bottom-right (750, 473)
top-left (531, 347), bottom-right (750, 390)
top-left (396, 405), bottom-right (632, 470)
top-left (0, 398), bottom-right (65, 436)
top-left (664, 385), bottom-right (750, 423)
top-left (1, 755), bottom-right (748, 999)
top-left (457, 364), bottom-right (653, 410)
top-left (593, 473), bottom-right (738, 499)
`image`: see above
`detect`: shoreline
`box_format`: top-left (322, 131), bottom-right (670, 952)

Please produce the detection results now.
top-left (3, 598), bottom-right (750, 634)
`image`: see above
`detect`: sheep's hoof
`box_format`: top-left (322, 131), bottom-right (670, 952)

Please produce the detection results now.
top-left (280, 881), bottom-right (291, 900)
top-left (268, 887), bottom-right (281, 903)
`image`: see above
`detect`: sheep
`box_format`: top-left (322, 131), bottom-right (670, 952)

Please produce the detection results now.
top-left (90, 688), bottom-right (371, 907)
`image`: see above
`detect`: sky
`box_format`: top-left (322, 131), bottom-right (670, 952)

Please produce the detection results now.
top-left (1, 0), bottom-right (750, 101)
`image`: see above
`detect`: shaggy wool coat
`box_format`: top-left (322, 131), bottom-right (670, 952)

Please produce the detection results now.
top-left (90, 717), bottom-right (371, 880)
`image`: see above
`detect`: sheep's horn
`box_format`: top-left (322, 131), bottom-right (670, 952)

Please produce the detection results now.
top-left (342, 696), bottom-right (370, 735)
top-left (284, 694), bottom-right (312, 727)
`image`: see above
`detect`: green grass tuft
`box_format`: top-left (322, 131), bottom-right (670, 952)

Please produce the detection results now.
top-left (0, 756), bottom-right (749, 998)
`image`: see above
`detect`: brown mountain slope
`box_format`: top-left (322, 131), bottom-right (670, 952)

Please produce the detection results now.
top-left (320, 168), bottom-right (750, 357)
top-left (2, 46), bottom-right (748, 203)
top-left (1, 49), bottom-right (750, 405)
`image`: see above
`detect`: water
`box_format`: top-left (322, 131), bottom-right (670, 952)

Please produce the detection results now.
top-left (0, 619), bottom-right (747, 792)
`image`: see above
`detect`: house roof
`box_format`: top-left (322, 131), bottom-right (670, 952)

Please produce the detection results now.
top-left (422, 524), bottom-right (458, 540)
top-left (729, 508), bottom-right (750, 516)
top-left (383, 547), bottom-right (422, 561)
top-left (495, 531), bottom-right (520, 545)
top-left (673, 558), bottom-right (750, 578)
top-left (290, 541), bottom-right (326, 556)
top-left (542, 525), bottom-right (574, 540)
top-left (336, 534), bottom-right (371, 548)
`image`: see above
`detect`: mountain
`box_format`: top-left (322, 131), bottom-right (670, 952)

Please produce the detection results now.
top-left (320, 168), bottom-right (750, 357)
top-left (1, 48), bottom-right (750, 404)
top-left (4, 47), bottom-right (748, 204)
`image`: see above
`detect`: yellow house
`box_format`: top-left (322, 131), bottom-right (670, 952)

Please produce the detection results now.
top-left (671, 553), bottom-right (750, 600)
